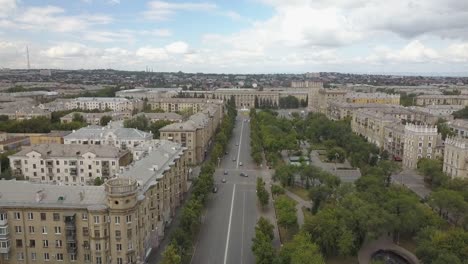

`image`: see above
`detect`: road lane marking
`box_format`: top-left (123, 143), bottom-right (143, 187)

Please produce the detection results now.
top-left (224, 184), bottom-right (236, 264)
top-left (236, 119), bottom-right (245, 169)
top-left (240, 191), bottom-right (246, 264)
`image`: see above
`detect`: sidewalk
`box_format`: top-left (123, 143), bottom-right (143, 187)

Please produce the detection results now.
top-left (284, 188), bottom-right (312, 226)
top-left (146, 167), bottom-right (200, 264)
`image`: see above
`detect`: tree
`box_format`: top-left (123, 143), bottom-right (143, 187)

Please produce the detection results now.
top-left (429, 189), bottom-right (467, 224)
top-left (275, 196), bottom-right (297, 229)
top-left (436, 118), bottom-right (455, 140)
top-left (452, 106), bottom-right (468, 119)
top-left (161, 244), bottom-right (182, 264)
top-left (277, 232), bottom-right (325, 264)
top-left (256, 217), bottom-right (274, 240)
top-left (100, 115), bottom-right (112, 126)
top-left (252, 229), bottom-right (276, 264)
top-left (72, 113), bottom-right (85, 123)
top-left (0, 115), bottom-right (8, 121)
top-left (257, 177), bottom-right (270, 208)
top-left (94, 177), bottom-right (103, 186)
top-left (326, 147), bottom-right (346, 163)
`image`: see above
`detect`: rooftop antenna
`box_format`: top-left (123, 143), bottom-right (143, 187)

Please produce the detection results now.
top-left (26, 46), bottom-right (30, 70)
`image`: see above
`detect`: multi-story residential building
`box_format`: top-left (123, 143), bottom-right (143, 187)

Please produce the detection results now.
top-left (116, 88), bottom-right (181, 100)
top-left (415, 95), bottom-right (468, 106)
top-left (9, 144), bottom-right (132, 184)
top-left (327, 102), bottom-right (399, 121)
top-left (315, 88), bottom-right (348, 114)
top-left (384, 124), bottom-right (406, 161)
top-left (0, 140), bottom-right (188, 264)
top-left (403, 124), bottom-right (438, 169)
top-left (63, 125), bottom-right (153, 158)
top-left (0, 132), bottom-right (71, 146)
top-left (0, 104), bottom-right (51, 120)
top-left (344, 92), bottom-right (400, 105)
top-left (447, 119), bottom-right (468, 138)
top-left (134, 112), bottom-right (183, 123)
top-left (351, 109), bottom-right (401, 148)
top-left (444, 137), bottom-right (468, 179)
top-left (160, 103), bottom-right (223, 164)
top-left (60, 112), bottom-right (131, 125)
top-left (148, 98), bottom-right (223, 113)
top-left (64, 98), bottom-right (141, 112)
top-left (0, 137), bottom-right (30, 152)
top-left (407, 105), bottom-right (461, 125)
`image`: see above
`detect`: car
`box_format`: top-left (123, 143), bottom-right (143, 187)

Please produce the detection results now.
top-left (235, 143), bottom-right (239, 146)
top-left (224, 170), bottom-right (228, 175)
top-left (232, 157), bottom-right (236, 161)
top-left (212, 185), bottom-right (218, 193)
top-left (225, 151), bottom-right (228, 155)
top-left (240, 172), bottom-right (248, 177)
top-left (222, 178), bottom-right (226, 183)
top-left (239, 162), bottom-right (243, 166)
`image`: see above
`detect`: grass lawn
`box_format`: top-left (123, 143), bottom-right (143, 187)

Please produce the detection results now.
top-left (287, 186), bottom-right (310, 201)
top-left (327, 256), bottom-right (359, 264)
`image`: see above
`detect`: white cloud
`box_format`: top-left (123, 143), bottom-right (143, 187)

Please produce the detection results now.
top-left (41, 43), bottom-right (102, 58)
top-left (224, 11), bottom-right (242, 20)
top-left (138, 28), bottom-right (172, 37)
top-left (165, 41), bottom-right (189, 54)
top-left (136, 47), bottom-right (169, 60)
top-left (0, 0), bottom-right (17, 18)
top-left (143, 1), bottom-right (217, 20)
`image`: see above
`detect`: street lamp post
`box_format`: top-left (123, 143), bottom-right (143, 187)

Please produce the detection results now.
top-left (334, 152), bottom-right (339, 171)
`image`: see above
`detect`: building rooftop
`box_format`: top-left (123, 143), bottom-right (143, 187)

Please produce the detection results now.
top-left (64, 125), bottom-right (152, 141)
top-left (73, 97), bottom-right (130, 102)
top-left (10, 144), bottom-right (128, 159)
top-left (135, 112), bottom-right (182, 120)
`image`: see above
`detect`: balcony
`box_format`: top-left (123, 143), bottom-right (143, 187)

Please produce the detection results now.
top-left (0, 239), bottom-right (11, 254)
top-left (67, 243), bottom-right (77, 253)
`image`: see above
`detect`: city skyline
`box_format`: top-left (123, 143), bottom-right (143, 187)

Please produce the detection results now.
top-left (1, 0), bottom-right (468, 74)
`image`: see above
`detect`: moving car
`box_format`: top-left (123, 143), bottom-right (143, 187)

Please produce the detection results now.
top-left (224, 170), bottom-right (228, 175)
top-left (212, 185), bottom-right (218, 193)
top-left (236, 143), bottom-right (239, 146)
top-left (232, 157), bottom-right (236, 161)
top-left (239, 162), bottom-right (243, 166)
top-left (222, 178), bottom-right (226, 183)
top-left (240, 172), bottom-right (248, 177)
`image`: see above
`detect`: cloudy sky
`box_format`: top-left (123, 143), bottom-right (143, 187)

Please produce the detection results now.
top-left (1, 0), bottom-right (468, 74)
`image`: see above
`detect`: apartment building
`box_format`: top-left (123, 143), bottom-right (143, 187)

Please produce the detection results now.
top-left (0, 140), bottom-right (188, 264)
top-left (60, 112), bottom-right (131, 125)
top-left (447, 119), bottom-right (468, 138)
top-left (9, 144), bottom-right (132, 184)
top-left (444, 137), bottom-right (468, 179)
top-left (403, 124), bottom-right (438, 169)
top-left (384, 124), bottom-right (406, 161)
top-left (415, 95), bottom-right (468, 106)
top-left (133, 112), bottom-right (183, 123)
top-left (116, 88), bottom-right (181, 100)
top-left (344, 92), bottom-right (400, 105)
top-left (351, 109), bottom-right (401, 148)
top-left (0, 104), bottom-right (51, 120)
top-left (148, 98), bottom-right (222, 113)
top-left (63, 125), bottom-right (153, 158)
top-left (159, 103), bottom-right (223, 164)
top-left (0, 137), bottom-right (30, 152)
top-left (64, 98), bottom-right (140, 112)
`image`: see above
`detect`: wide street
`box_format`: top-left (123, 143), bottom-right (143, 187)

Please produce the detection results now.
top-left (190, 111), bottom-right (259, 264)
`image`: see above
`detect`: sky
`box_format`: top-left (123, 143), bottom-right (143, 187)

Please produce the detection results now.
top-left (1, 0), bottom-right (468, 74)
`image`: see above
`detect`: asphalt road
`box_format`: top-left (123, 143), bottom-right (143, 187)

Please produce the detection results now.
top-left (191, 112), bottom-right (258, 264)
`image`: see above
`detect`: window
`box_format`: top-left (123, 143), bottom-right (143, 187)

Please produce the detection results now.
top-left (0, 213), bottom-right (7, 221)
top-left (71, 254), bottom-right (77, 261)
top-left (127, 228), bottom-right (132, 239)
top-left (42, 240), bottom-right (48, 248)
top-left (55, 240), bottom-right (62, 248)
top-left (15, 226), bottom-right (22, 233)
top-left (115, 216), bottom-right (120, 224)
top-left (16, 239), bottom-right (23, 248)
top-left (31, 252), bottom-right (37, 261)
top-left (93, 216), bottom-right (100, 224)
top-left (126, 214), bottom-right (132, 223)
top-left (128, 241), bottom-right (133, 250)
top-left (115, 230), bottom-right (121, 238)
top-left (117, 257), bottom-right (123, 264)
top-left (56, 160), bottom-right (59, 165)
top-left (53, 213), bottom-right (60, 221)
top-left (95, 242), bottom-right (101, 251)
top-left (94, 229), bottom-right (100, 238)
top-left (44, 253), bottom-right (50, 261)
top-left (82, 227), bottom-right (89, 236)
top-left (82, 213), bottom-right (88, 220)
top-left (96, 257), bottom-right (102, 264)
top-left (42, 226), bottom-right (47, 234)
top-left (0, 227), bottom-right (8, 235)
top-left (55, 226), bottom-right (61, 234)
top-left (29, 226), bottom-right (35, 233)
top-left (29, 240), bottom-right (35, 248)
top-left (83, 240), bottom-right (89, 249)
top-left (56, 253), bottom-right (63, 261)
top-left (84, 254), bottom-right (90, 262)
top-left (27, 212), bottom-right (34, 220)
top-left (17, 252), bottom-right (24, 261)
top-left (14, 212), bottom-right (21, 220)
top-left (116, 243), bottom-right (122, 251)
top-left (40, 213), bottom-right (46, 221)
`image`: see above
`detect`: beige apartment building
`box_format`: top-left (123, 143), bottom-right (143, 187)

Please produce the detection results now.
top-left (160, 103), bottom-right (223, 164)
top-left (444, 137), bottom-right (468, 179)
top-left (0, 140), bottom-right (188, 264)
top-left (60, 112), bottom-right (131, 125)
top-left (148, 98), bottom-right (223, 113)
top-left (415, 95), bottom-right (468, 106)
top-left (351, 109), bottom-right (400, 148)
top-left (403, 124), bottom-right (438, 169)
top-left (65, 98), bottom-right (141, 112)
top-left (344, 92), bottom-right (400, 105)
top-left (9, 144), bottom-right (132, 185)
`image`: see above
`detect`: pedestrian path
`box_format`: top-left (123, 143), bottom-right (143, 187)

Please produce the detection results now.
top-left (259, 167), bottom-right (282, 248)
top-left (358, 235), bottom-right (420, 264)
top-left (284, 188), bottom-right (312, 226)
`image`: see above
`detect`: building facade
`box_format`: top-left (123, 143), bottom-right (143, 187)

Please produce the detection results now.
top-left (403, 124), bottom-right (438, 169)
top-left (444, 137), bottom-right (468, 179)
top-left (9, 144), bottom-right (132, 185)
top-left (60, 112), bottom-right (131, 125)
top-left (415, 95), bottom-right (468, 106)
top-left (65, 98), bottom-right (140, 112)
top-left (0, 140), bottom-right (188, 264)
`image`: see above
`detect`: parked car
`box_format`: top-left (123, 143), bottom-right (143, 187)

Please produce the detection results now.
top-left (232, 157), bottom-right (236, 161)
top-left (240, 172), bottom-right (248, 177)
top-left (212, 185), bottom-right (218, 193)
top-left (224, 170), bottom-right (228, 175)
top-left (239, 162), bottom-right (243, 166)
top-left (222, 178), bottom-right (227, 183)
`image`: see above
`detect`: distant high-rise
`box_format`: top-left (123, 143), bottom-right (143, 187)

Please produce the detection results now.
top-left (26, 46), bottom-right (30, 69)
